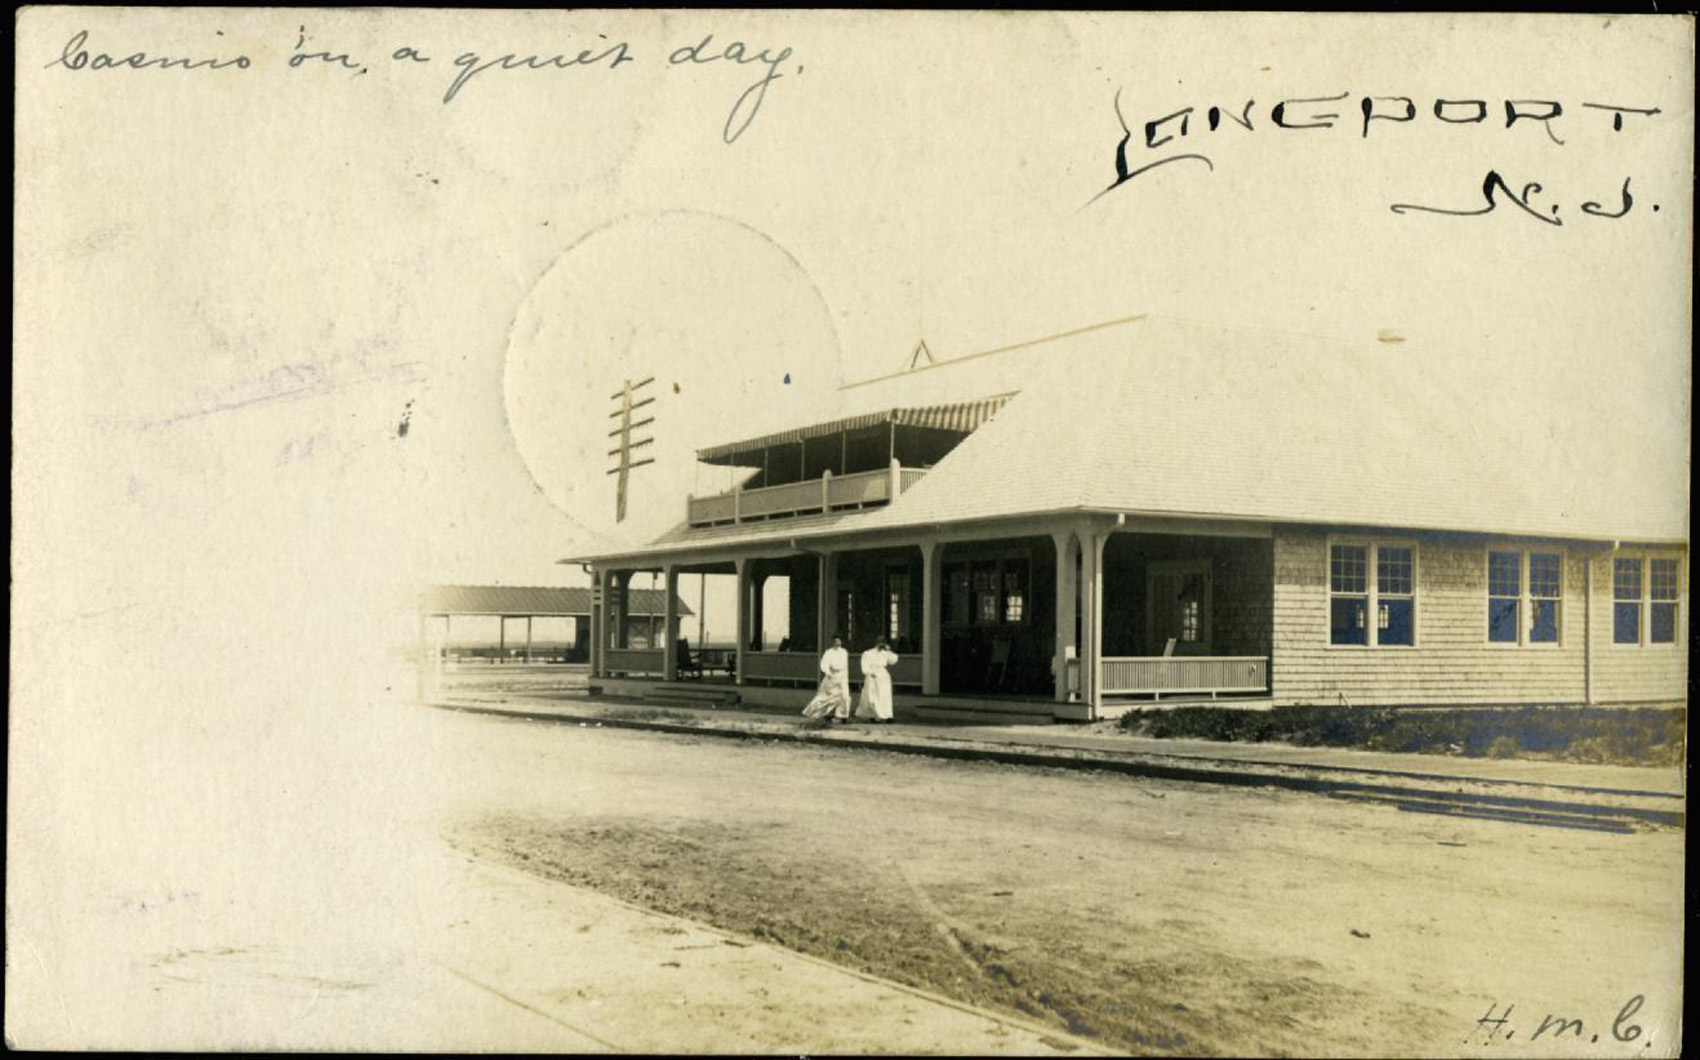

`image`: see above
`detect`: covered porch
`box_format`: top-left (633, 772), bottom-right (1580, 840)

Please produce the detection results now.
top-left (585, 516), bottom-right (1273, 721)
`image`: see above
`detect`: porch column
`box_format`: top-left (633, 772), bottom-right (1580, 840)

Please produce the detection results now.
top-left (498, 615), bottom-right (506, 664)
top-left (751, 570), bottom-right (767, 651)
top-left (817, 551), bottom-right (838, 649)
top-left (589, 569), bottom-right (603, 677)
top-left (663, 565), bottom-right (679, 680)
top-left (1080, 525), bottom-right (1106, 715)
top-left (921, 539), bottom-right (942, 695)
top-left (613, 571), bottom-right (631, 649)
top-left (734, 558), bottom-right (750, 685)
top-left (525, 616), bottom-right (533, 663)
top-left (1051, 529), bottom-right (1078, 703)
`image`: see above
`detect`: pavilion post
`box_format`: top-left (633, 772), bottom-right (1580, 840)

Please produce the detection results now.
top-left (1081, 524), bottom-right (1106, 717)
top-left (817, 551), bottom-right (838, 651)
top-left (589, 569), bottom-right (603, 677)
top-left (921, 539), bottom-right (942, 695)
top-left (1052, 529), bottom-right (1079, 703)
top-left (663, 565), bottom-right (679, 680)
top-left (734, 558), bottom-right (750, 685)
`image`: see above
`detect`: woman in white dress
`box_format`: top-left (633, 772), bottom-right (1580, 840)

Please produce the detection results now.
top-left (855, 637), bottom-right (899, 723)
top-left (801, 636), bottom-right (851, 723)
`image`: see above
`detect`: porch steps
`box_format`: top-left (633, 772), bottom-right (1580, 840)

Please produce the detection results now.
top-left (640, 686), bottom-right (742, 709)
top-left (909, 705), bottom-right (1055, 726)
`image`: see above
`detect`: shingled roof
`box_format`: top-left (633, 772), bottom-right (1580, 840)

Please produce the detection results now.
top-left (568, 316), bottom-right (1687, 562)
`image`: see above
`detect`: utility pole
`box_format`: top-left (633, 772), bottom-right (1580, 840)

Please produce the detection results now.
top-left (607, 376), bottom-right (655, 522)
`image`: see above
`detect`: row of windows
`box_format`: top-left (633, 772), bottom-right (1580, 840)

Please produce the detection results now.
top-left (943, 558), bottom-right (1029, 629)
top-left (1328, 543), bottom-right (1683, 648)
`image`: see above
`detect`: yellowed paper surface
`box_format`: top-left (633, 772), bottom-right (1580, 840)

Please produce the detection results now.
top-left (10, 8), bottom-right (1691, 1053)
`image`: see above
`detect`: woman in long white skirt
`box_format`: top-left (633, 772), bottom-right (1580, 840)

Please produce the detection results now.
top-left (801, 636), bottom-right (851, 722)
top-left (855, 638), bottom-right (899, 723)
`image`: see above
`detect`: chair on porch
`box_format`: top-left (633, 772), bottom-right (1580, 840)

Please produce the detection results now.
top-left (676, 638), bottom-right (703, 679)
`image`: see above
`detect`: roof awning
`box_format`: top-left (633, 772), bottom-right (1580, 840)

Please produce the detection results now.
top-left (420, 585), bottom-right (691, 616)
top-left (697, 393), bottom-right (1017, 464)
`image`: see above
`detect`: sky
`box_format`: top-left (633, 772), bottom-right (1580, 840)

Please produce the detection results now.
top-left (16, 8), bottom-right (1691, 690)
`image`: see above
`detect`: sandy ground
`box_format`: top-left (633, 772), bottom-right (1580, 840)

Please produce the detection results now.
top-left (9, 662), bottom-right (1683, 1055)
top-left (439, 708), bottom-right (1684, 1058)
top-left (6, 678), bottom-right (1100, 1055)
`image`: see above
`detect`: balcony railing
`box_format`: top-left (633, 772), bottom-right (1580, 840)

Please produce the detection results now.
top-left (1100, 656), bottom-right (1269, 698)
top-left (688, 462), bottom-right (926, 528)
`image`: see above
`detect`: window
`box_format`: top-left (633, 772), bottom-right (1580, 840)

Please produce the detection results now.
top-left (1615, 555), bottom-right (1682, 646)
top-left (886, 571), bottom-right (910, 642)
top-left (1650, 558), bottom-right (1679, 644)
top-left (1488, 551), bottom-right (1522, 643)
top-left (838, 587), bottom-right (855, 647)
top-left (1003, 562), bottom-right (1028, 624)
top-left (1329, 544), bottom-right (1368, 646)
top-left (1613, 558), bottom-right (1642, 644)
top-left (944, 552), bottom-right (1033, 629)
top-left (1177, 572), bottom-right (1204, 643)
top-left (1330, 540), bottom-right (1416, 646)
top-left (973, 564), bottom-right (1000, 624)
top-left (1488, 550), bottom-right (1562, 646)
top-left (1528, 553), bottom-right (1562, 643)
top-left (1377, 546), bottom-right (1415, 646)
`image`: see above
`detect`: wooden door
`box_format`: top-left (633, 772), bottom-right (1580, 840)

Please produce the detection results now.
top-left (1145, 561), bottom-right (1212, 655)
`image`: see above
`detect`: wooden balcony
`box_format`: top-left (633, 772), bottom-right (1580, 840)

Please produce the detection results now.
top-left (687, 462), bottom-right (926, 528)
top-left (1100, 656), bottom-right (1269, 698)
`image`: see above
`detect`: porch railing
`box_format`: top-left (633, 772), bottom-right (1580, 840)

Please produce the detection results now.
top-left (687, 464), bottom-right (928, 527)
top-left (603, 648), bottom-right (665, 675)
top-left (1100, 656), bottom-right (1269, 697)
top-left (740, 651), bottom-right (818, 683)
top-left (740, 650), bottom-right (924, 688)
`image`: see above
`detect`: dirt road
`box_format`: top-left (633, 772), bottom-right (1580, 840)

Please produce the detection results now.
top-left (440, 708), bottom-right (1683, 1057)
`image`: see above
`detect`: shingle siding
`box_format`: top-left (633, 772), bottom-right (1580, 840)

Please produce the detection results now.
top-left (1270, 529), bottom-right (1686, 706)
top-left (1590, 553), bottom-right (1690, 703)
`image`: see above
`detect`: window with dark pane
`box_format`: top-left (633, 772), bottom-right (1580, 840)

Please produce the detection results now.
top-left (1331, 597), bottom-right (1368, 646)
top-left (1376, 547), bottom-right (1414, 645)
top-left (1528, 552), bottom-right (1561, 643)
top-left (1329, 544), bottom-right (1369, 645)
top-left (1331, 545), bottom-right (1367, 594)
top-left (1649, 557), bottom-right (1679, 644)
top-left (1613, 557), bottom-right (1642, 644)
top-left (1488, 551), bottom-right (1521, 643)
top-left (886, 571), bottom-right (909, 642)
top-left (1178, 572), bottom-right (1204, 642)
top-left (1002, 562), bottom-right (1027, 624)
top-left (973, 563), bottom-right (1000, 625)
